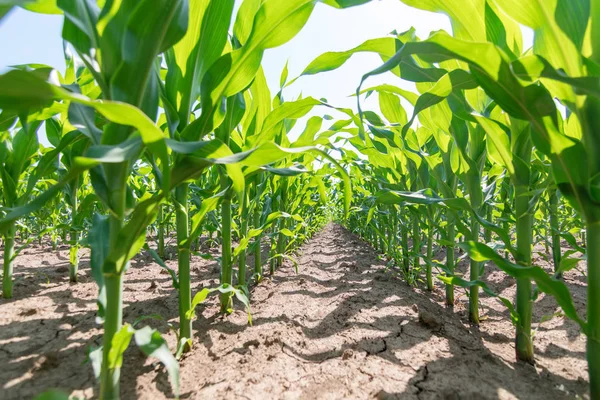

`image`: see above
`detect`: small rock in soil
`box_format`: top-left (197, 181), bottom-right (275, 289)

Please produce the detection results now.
top-left (243, 339), bottom-right (260, 349)
top-left (419, 310), bottom-right (443, 331)
top-left (19, 308), bottom-right (37, 316)
top-left (342, 349), bottom-right (354, 360)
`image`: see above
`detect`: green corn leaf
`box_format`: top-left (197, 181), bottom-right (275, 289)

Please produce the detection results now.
top-left (296, 29), bottom-right (448, 85)
top-left (19, 0), bottom-right (61, 13)
top-left (249, 97), bottom-right (322, 145)
top-left (185, 193), bottom-right (223, 247)
top-left (187, 287), bottom-right (212, 319)
top-left (356, 84), bottom-right (418, 105)
top-left (402, 69), bottom-right (477, 135)
top-left (165, 0), bottom-right (234, 126)
top-left (0, 70), bottom-right (172, 194)
top-left (297, 38), bottom-right (396, 78)
top-left (475, 115), bottom-right (514, 176)
top-left (375, 188), bottom-right (444, 206)
top-left (292, 117), bottom-right (324, 147)
top-left (0, 0), bottom-right (62, 19)
top-left (246, 67), bottom-right (272, 133)
top-left (262, 165), bottom-right (309, 176)
top-left (8, 123), bottom-right (39, 182)
top-left (77, 136), bottom-right (143, 165)
top-left (89, 213), bottom-right (109, 319)
top-left (483, 1), bottom-right (523, 58)
top-left (68, 102), bottom-right (103, 144)
top-left (234, 210), bottom-right (304, 257)
top-left (188, 284), bottom-right (252, 324)
top-left (101, 138), bottom-right (267, 275)
top-left (44, 117), bottom-right (61, 147)
top-left (183, 0), bottom-right (321, 141)
top-left (379, 91), bottom-right (407, 125)
top-left (438, 275), bottom-right (518, 324)
top-left (459, 240), bottom-right (588, 332)
top-left (103, 0), bottom-right (187, 107)
top-left (280, 59), bottom-right (289, 89)
top-left (279, 228), bottom-right (295, 237)
top-left (107, 324), bottom-right (135, 370)
top-left (0, 110), bottom-right (18, 131)
top-left (557, 256), bottom-right (585, 275)
top-left (491, 0), bottom-right (587, 77)
top-left (399, 0), bottom-right (486, 42)
top-left (134, 326), bottom-right (180, 398)
top-left (58, 0), bottom-right (100, 56)
top-left (233, 0), bottom-right (261, 45)
top-left (105, 196), bottom-right (162, 275)
top-left (33, 390), bottom-right (70, 400)
top-left (511, 55), bottom-right (600, 99)
top-left (167, 139), bottom-right (246, 196)
top-left (185, 0), bottom-right (375, 142)
top-left (0, 165), bottom-right (86, 233)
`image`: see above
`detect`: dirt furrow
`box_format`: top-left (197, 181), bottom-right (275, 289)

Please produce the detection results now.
top-left (0, 223), bottom-right (588, 399)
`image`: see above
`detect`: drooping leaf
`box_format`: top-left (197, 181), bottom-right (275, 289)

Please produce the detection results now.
top-left (134, 326), bottom-right (180, 397)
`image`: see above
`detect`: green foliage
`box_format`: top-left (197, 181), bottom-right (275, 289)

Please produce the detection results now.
top-left (0, 0), bottom-right (596, 398)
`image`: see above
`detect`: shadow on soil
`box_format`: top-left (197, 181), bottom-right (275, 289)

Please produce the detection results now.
top-left (0, 226), bottom-right (589, 399)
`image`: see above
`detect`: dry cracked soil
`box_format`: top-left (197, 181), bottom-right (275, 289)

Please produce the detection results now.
top-left (0, 223), bottom-right (589, 399)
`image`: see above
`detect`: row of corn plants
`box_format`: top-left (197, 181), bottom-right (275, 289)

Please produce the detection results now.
top-left (295, 0), bottom-right (596, 396)
top-left (0, 1), bottom-right (364, 399)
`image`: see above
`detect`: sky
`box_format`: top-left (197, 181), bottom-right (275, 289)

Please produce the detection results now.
top-left (0, 2), bottom-right (531, 143)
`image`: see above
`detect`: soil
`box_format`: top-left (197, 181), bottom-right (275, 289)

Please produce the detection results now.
top-left (0, 224), bottom-right (589, 399)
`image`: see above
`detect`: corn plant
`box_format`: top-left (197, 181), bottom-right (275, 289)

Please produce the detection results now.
top-left (0, 119), bottom-right (40, 298)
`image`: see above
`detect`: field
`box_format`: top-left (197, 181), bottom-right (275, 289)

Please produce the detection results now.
top-left (0, 0), bottom-right (598, 399)
top-left (0, 225), bottom-right (589, 399)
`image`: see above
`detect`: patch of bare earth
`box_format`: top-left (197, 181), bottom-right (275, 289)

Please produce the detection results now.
top-left (0, 224), bottom-right (588, 399)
